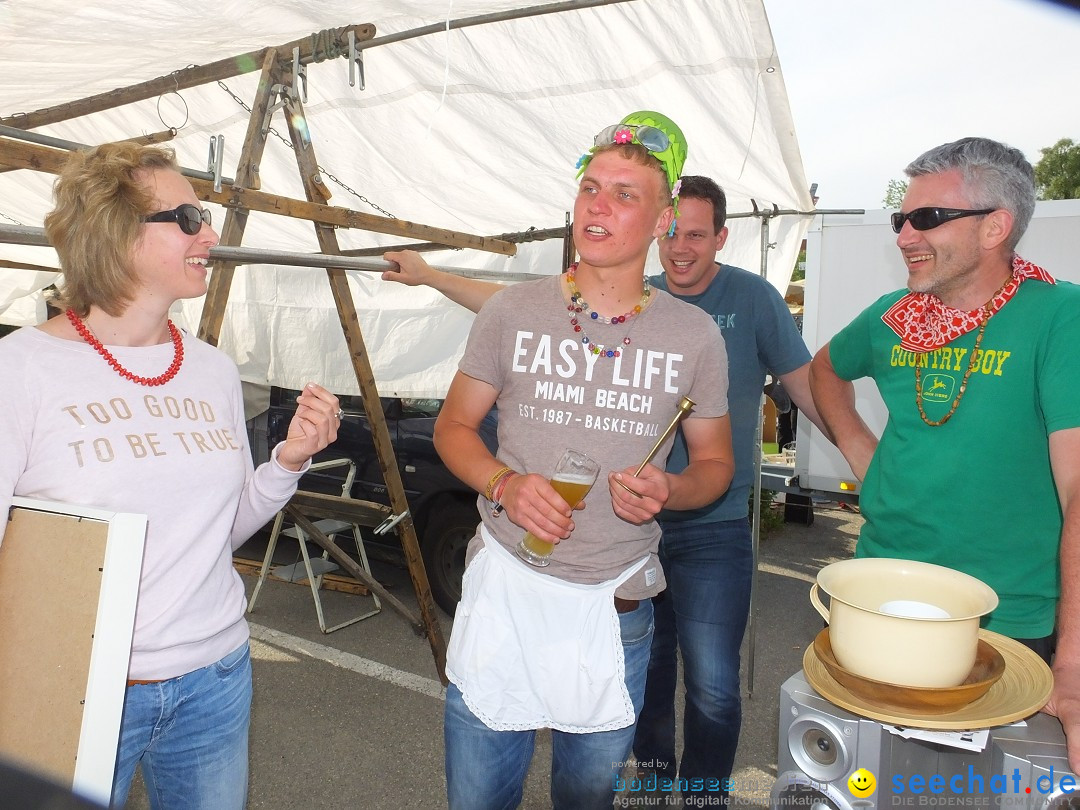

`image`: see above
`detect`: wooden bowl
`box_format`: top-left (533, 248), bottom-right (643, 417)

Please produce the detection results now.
top-left (812, 627), bottom-right (1005, 713)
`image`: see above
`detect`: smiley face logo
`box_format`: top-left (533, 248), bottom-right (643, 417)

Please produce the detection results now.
top-left (848, 768), bottom-right (876, 797)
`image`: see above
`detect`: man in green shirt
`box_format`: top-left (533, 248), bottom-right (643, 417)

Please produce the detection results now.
top-left (810, 136), bottom-right (1080, 771)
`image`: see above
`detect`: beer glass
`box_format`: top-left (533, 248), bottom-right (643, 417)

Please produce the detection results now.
top-left (515, 449), bottom-right (601, 567)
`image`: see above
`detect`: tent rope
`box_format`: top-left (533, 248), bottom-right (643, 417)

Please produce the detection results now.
top-left (309, 28), bottom-right (349, 63)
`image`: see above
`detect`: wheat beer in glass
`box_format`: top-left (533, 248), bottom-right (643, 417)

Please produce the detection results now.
top-left (515, 449), bottom-right (601, 567)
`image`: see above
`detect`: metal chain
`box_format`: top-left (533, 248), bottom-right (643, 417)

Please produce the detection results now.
top-left (216, 80), bottom-right (397, 219)
top-left (315, 168), bottom-right (396, 219)
top-left (0, 210), bottom-right (24, 225)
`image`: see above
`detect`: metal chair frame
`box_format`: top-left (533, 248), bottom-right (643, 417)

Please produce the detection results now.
top-left (247, 458), bottom-right (382, 633)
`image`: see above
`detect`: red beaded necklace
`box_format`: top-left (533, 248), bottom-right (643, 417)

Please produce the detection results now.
top-left (66, 308), bottom-right (184, 386)
top-left (565, 263), bottom-right (651, 358)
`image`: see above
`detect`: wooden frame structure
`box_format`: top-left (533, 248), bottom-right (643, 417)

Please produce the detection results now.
top-left (0, 22), bottom-right (551, 682)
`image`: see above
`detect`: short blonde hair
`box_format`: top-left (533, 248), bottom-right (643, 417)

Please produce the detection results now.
top-left (589, 142), bottom-right (671, 206)
top-left (45, 142), bottom-right (179, 317)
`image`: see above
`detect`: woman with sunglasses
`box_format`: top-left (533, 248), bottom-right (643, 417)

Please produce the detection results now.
top-left (0, 142), bottom-right (341, 808)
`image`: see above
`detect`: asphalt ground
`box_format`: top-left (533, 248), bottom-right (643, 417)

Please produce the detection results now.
top-left (124, 501), bottom-right (862, 809)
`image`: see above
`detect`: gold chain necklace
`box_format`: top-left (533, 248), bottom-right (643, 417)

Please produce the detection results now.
top-left (913, 278), bottom-right (1009, 427)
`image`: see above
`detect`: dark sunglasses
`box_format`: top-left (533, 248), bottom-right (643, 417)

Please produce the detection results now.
top-left (890, 207), bottom-right (995, 234)
top-left (142, 204), bottom-right (212, 235)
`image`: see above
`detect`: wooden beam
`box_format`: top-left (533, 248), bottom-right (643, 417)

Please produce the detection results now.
top-left (285, 491), bottom-right (390, 528)
top-left (232, 556), bottom-right (371, 596)
top-left (0, 24), bottom-right (376, 131)
top-left (0, 128), bottom-right (176, 176)
top-left (284, 93), bottom-right (448, 683)
top-left (124, 129), bottom-right (179, 146)
top-left (339, 225), bottom-right (566, 257)
top-left (0, 137), bottom-right (518, 256)
top-left (0, 259), bottom-right (59, 273)
top-left (197, 49), bottom-right (282, 347)
top-left (0, 137), bottom-right (68, 174)
top-left (195, 183), bottom-right (517, 256)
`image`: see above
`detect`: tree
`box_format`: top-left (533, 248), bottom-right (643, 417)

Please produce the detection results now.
top-left (882, 178), bottom-right (907, 209)
top-left (1034, 138), bottom-right (1080, 200)
top-left (790, 248), bottom-right (806, 282)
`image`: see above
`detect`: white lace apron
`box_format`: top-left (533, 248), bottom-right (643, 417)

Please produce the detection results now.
top-left (446, 526), bottom-right (648, 733)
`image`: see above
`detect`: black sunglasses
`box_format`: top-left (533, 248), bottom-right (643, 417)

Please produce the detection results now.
top-left (142, 204), bottom-right (212, 236)
top-left (890, 207), bottom-right (994, 234)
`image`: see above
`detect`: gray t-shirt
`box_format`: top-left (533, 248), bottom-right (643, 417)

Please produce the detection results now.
top-left (460, 274), bottom-right (729, 599)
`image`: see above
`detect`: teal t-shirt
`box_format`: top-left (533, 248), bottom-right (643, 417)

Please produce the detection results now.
top-left (829, 279), bottom-right (1080, 637)
top-left (652, 265), bottom-right (811, 523)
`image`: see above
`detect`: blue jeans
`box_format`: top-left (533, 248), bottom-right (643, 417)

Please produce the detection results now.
top-left (445, 599), bottom-right (654, 810)
top-left (634, 519), bottom-right (752, 799)
top-left (111, 642), bottom-right (252, 810)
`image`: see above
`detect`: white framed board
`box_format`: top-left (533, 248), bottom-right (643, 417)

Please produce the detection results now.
top-left (0, 496), bottom-right (146, 806)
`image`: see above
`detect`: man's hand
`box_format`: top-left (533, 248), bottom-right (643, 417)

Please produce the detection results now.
top-left (1047, 427), bottom-right (1080, 771)
top-left (382, 249), bottom-right (434, 286)
top-left (809, 343), bottom-right (877, 479)
top-left (1045, 661), bottom-right (1080, 772)
top-left (608, 463), bottom-right (669, 525)
top-left (381, 249), bottom-right (502, 313)
top-left (499, 473), bottom-right (578, 543)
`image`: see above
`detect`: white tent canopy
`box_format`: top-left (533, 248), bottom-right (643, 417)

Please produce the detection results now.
top-left (0, 0), bottom-right (813, 397)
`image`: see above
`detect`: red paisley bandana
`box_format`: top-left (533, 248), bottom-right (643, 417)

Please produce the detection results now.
top-left (881, 255), bottom-right (1055, 351)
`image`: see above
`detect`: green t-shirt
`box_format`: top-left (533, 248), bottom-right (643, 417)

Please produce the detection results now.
top-left (829, 278), bottom-right (1080, 637)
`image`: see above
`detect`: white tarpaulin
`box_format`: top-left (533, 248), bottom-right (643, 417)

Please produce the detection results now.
top-left (0, 0), bottom-right (813, 397)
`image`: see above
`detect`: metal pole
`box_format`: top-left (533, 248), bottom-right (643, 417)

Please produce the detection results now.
top-left (358, 0), bottom-right (636, 50)
top-left (727, 207), bottom-right (863, 219)
top-left (0, 223), bottom-right (537, 281)
top-left (745, 210), bottom-right (774, 699)
top-left (740, 205), bottom-right (864, 697)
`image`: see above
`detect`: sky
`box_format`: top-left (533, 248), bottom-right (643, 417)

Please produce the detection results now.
top-left (762, 0), bottom-right (1080, 211)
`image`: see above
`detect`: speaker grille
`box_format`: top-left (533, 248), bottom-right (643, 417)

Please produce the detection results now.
top-left (788, 717), bottom-right (851, 783)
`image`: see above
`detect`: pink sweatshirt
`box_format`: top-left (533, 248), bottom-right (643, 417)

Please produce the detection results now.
top-left (0, 326), bottom-right (304, 679)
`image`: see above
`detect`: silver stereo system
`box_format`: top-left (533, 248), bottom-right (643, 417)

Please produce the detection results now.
top-left (992, 721), bottom-right (1080, 810)
top-left (772, 670), bottom-right (1076, 810)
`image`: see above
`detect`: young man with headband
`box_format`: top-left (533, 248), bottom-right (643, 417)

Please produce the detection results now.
top-left (391, 111), bottom-right (734, 808)
top-left (386, 170), bottom-right (827, 804)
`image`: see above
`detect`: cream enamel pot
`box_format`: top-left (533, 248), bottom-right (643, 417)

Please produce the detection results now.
top-left (810, 558), bottom-right (998, 688)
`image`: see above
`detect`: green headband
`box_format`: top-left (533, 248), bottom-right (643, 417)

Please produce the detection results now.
top-left (575, 110), bottom-right (688, 233)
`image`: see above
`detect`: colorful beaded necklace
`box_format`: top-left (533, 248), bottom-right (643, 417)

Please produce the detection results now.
top-left (912, 275), bottom-right (1011, 427)
top-left (67, 308), bottom-right (184, 387)
top-left (565, 263), bottom-right (651, 358)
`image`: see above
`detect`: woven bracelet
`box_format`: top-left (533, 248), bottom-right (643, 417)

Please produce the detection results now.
top-left (484, 465), bottom-right (513, 501)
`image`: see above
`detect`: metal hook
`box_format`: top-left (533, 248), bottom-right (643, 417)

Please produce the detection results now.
top-left (374, 510), bottom-right (410, 536)
top-left (207, 135), bottom-right (225, 194)
top-left (292, 46), bottom-right (308, 103)
top-left (348, 30), bottom-right (366, 90)
top-left (260, 84), bottom-right (289, 138)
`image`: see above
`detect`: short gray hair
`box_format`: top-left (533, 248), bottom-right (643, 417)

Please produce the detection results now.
top-left (904, 137), bottom-right (1035, 250)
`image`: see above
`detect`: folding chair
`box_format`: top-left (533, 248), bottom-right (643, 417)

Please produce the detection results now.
top-left (247, 458), bottom-right (382, 633)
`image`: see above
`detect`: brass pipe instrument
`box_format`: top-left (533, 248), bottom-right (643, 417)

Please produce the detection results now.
top-left (616, 395), bottom-right (696, 497)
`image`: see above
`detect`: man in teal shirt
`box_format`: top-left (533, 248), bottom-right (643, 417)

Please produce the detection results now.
top-left (631, 176), bottom-right (825, 801)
